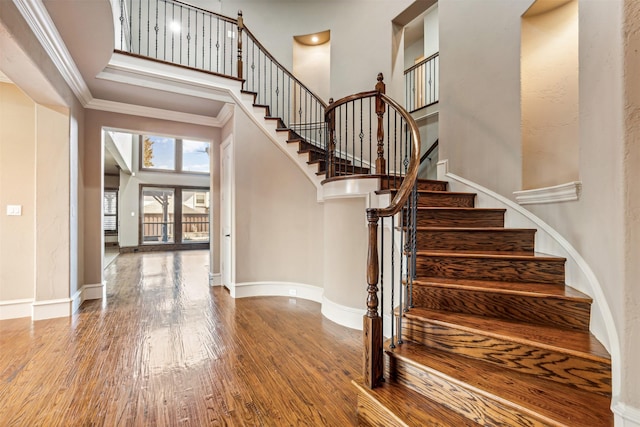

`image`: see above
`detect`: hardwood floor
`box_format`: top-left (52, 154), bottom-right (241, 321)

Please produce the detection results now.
top-left (0, 251), bottom-right (361, 426)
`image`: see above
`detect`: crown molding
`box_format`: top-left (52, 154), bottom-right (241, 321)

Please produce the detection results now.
top-left (86, 98), bottom-right (233, 127)
top-left (12, 0), bottom-right (93, 106)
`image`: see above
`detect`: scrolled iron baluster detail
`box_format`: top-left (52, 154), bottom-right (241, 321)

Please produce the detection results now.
top-left (375, 73), bottom-right (386, 174)
top-left (237, 10), bottom-right (243, 80)
top-left (326, 98), bottom-right (336, 178)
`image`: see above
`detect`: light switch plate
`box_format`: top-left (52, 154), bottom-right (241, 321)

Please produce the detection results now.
top-left (6, 205), bottom-right (22, 216)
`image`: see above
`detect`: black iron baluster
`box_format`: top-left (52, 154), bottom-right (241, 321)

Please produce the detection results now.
top-left (170, 3), bottom-right (175, 62)
top-left (186, 9), bottom-right (191, 66)
top-left (154, 0), bottom-right (158, 58)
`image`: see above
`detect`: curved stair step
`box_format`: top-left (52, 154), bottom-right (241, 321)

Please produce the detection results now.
top-left (414, 227), bottom-right (536, 253)
top-left (400, 307), bottom-right (611, 395)
top-left (414, 207), bottom-right (506, 227)
top-left (414, 251), bottom-right (566, 284)
top-left (410, 277), bottom-right (591, 330)
top-left (385, 341), bottom-right (613, 426)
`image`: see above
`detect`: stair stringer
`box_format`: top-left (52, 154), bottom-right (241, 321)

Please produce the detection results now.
top-left (233, 91), bottom-right (325, 197)
top-left (436, 158), bottom-right (620, 400)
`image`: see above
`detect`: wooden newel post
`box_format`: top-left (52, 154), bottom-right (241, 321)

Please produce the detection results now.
top-left (363, 208), bottom-right (383, 388)
top-left (237, 11), bottom-right (244, 80)
top-left (327, 98), bottom-right (336, 178)
top-left (375, 72), bottom-right (386, 175)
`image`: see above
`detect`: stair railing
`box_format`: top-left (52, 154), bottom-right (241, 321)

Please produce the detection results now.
top-left (239, 19), bottom-right (328, 148)
top-left (327, 74), bottom-right (421, 388)
top-left (324, 74), bottom-right (414, 188)
top-left (116, 0), bottom-right (328, 150)
top-left (116, 0), bottom-right (240, 76)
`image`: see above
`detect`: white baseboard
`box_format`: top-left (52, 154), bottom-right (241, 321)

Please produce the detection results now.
top-left (209, 272), bottom-right (222, 286)
top-left (321, 297), bottom-right (365, 330)
top-left (233, 281), bottom-right (323, 303)
top-left (82, 283), bottom-right (105, 301)
top-left (613, 400), bottom-right (640, 427)
top-left (0, 298), bottom-right (33, 320)
top-left (32, 298), bottom-right (72, 320)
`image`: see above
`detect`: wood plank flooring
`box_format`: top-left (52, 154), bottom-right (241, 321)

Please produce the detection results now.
top-left (0, 251), bottom-right (361, 426)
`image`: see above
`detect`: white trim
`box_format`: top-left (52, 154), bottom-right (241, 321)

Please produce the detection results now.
top-left (233, 281), bottom-right (323, 303)
top-left (437, 158), bottom-right (620, 396)
top-left (320, 177), bottom-right (381, 201)
top-left (513, 181), bottom-right (582, 205)
top-left (613, 400), bottom-right (640, 427)
top-left (0, 299), bottom-right (33, 320)
top-left (13, 0), bottom-right (93, 105)
top-left (321, 297), bottom-right (365, 330)
top-left (209, 272), bottom-right (222, 286)
top-left (82, 283), bottom-right (105, 301)
top-left (98, 52), bottom-right (237, 104)
top-left (235, 90), bottom-right (324, 191)
top-left (86, 98), bottom-right (228, 127)
top-left (32, 298), bottom-right (72, 320)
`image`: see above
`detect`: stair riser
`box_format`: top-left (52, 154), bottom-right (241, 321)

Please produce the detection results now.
top-left (381, 179), bottom-right (448, 192)
top-left (415, 256), bottom-right (565, 284)
top-left (411, 285), bottom-right (590, 330)
top-left (400, 318), bottom-right (612, 396)
top-left (415, 210), bottom-right (505, 228)
top-left (416, 230), bottom-right (535, 253)
top-left (417, 193), bottom-right (475, 208)
top-left (385, 354), bottom-right (551, 427)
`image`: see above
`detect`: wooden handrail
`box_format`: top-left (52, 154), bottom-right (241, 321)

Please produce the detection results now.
top-left (403, 51), bottom-right (439, 75)
top-left (241, 24), bottom-right (329, 109)
top-left (420, 139), bottom-right (439, 165)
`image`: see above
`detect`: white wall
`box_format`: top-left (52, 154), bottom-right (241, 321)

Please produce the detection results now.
top-left (233, 105), bottom-right (324, 287)
top-left (219, 0), bottom-right (413, 100)
top-left (521, 0), bottom-right (579, 189)
top-left (293, 39), bottom-right (331, 102)
top-left (423, 3), bottom-right (438, 58)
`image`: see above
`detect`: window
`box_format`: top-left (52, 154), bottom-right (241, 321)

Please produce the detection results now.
top-left (142, 187), bottom-right (175, 243)
top-left (141, 135), bottom-right (210, 174)
top-left (104, 189), bottom-right (118, 234)
top-left (182, 189), bottom-right (210, 243)
top-left (142, 136), bottom-right (176, 171)
top-left (182, 140), bottom-right (211, 173)
top-left (140, 186), bottom-right (210, 245)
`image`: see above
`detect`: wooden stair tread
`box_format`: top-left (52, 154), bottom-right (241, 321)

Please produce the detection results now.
top-left (412, 277), bottom-right (591, 301)
top-left (387, 341), bottom-right (612, 426)
top-left (415, 250), bottom-right (566, 262)
top-left (415, 207), bottom-right (506, 213)
top-left (415, 226), bottom-right (532, 232)
top-left (353, 378), bottom-right (481, 427)
top-left (403, 307), bottom-right (610, 362)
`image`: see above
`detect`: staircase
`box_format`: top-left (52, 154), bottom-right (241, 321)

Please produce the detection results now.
top-left (239, 89), bottom-right (369, 180)
top-left (355, 179), bottom-right (613, 426)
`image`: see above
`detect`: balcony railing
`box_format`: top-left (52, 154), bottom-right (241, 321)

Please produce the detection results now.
top-left (404, 52), bottom-right (439, 112)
